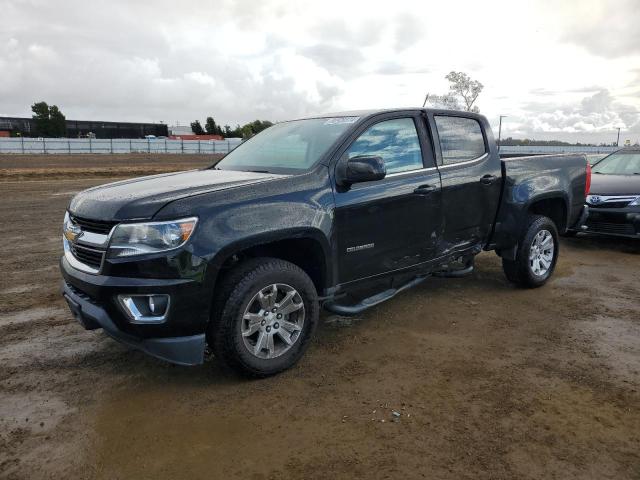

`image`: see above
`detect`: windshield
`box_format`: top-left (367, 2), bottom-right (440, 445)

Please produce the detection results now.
top-left (592, 152), bottom-right (640, 175)
top-left (215, 117), bottom-right (359, 173)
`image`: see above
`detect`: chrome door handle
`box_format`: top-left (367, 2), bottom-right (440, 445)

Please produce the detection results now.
top-left (480, 174), bottom-right (497, 185)
top-left (413, 184), bottom-right (438, 195)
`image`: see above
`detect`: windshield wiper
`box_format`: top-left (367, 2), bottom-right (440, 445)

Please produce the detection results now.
top-left (245, 169), bottom-right (271, 173)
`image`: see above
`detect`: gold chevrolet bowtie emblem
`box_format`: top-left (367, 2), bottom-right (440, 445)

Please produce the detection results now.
top-left (64, 222), bottom-right (83, 243)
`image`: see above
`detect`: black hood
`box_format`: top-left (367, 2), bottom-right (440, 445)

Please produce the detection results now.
top-left (590, 173), bottom-right (640, 195)
top-left (69, 169), bottom-right (286, 220)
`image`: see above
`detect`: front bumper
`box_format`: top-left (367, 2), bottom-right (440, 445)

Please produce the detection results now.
top-left (63, 281), bottom-right (205, 365)
top-left (580, 205), bottom-right (640, 238)
top-left (60, 256), bottom-right (209, 365)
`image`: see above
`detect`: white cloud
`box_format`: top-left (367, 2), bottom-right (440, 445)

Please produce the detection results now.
top-left (0, 0), bottom-right (638, 143)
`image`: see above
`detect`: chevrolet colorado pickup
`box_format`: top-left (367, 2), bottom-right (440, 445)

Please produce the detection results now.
top-left (61, 108), bottom-right (590, 376)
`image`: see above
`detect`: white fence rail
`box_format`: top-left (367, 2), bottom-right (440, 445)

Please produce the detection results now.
top-left (499, 145), bottom-right (618, 155)
top-left (0, 137), bottom-right (242, 154)
top-left (0, 138), bottom-right (619, 156)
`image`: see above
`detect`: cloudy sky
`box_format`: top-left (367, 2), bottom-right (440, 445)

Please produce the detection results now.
top-left (1, 0), bottom-right (639, 143)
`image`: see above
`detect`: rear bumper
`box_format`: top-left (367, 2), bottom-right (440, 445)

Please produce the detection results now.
top-left (62, 281), bottom-right (206, 365)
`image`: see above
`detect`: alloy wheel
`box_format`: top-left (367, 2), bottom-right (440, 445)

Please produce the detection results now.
top-left (241, 283), bottom-right (305, 359)
top-left (529, 229), bottom-right (554, 276)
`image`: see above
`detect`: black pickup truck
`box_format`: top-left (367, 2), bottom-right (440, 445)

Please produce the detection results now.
top-left (61, 108), bottom-right (590, 376)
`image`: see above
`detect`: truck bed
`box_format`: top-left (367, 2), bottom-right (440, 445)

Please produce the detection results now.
top-left (489, 154), bottom-right (588, 251)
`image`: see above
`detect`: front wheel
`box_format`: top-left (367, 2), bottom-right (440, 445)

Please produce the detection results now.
top-left (502, 215), bottom-right (559, 288)
top-left (208, 257), bottom-right (319, 377)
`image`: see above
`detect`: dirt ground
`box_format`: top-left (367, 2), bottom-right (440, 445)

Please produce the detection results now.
top-left (0, 153), bottom-right (223, 180)
top-left (0, 155), bottom-right (639, 480)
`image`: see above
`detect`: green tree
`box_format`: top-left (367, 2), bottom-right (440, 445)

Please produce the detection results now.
top-left (31, 101), bottom-right (51, 136)
top-left (190, 120), bottom-right (204, 135)
top-left (240, 125), bottom-right (253, 139)
top-left (226, 124), bottom-right (243, 138)
top-left (48, 105), bottom-right (66, 137)
top-left (248, 120), bottom-right (273, 135)
top-left (31, 101), bottom-right (67, 137)
top-left (205, 116), bottom-right (223, 135)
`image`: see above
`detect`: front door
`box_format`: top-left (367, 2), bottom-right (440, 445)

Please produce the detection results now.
top-left (333, 115), bottom-right (443, 284)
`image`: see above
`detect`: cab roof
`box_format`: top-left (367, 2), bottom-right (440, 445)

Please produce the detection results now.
top-left (291, 108), bottom-right (485, 122)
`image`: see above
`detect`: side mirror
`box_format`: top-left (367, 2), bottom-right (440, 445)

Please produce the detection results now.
top-left (337, 155), bottom-right (386, 186)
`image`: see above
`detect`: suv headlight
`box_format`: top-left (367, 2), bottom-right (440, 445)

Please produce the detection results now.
top-left (108, 217), bottom-right (198, 258)
top-left (630, 196), bottom-right (640, 206)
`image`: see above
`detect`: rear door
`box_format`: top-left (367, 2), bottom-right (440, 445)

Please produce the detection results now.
top-left (429, 114), bottom-right (502, 252)
top-left (333, 113), bottom-right (442, 284)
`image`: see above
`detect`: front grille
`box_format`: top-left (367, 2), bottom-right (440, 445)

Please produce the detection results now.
top-left (584, 221), bottom-right (636, 236)
top-left (69, 214), bottom-right (117, 234)
top-left (69, 242), bottom-right (105, 269)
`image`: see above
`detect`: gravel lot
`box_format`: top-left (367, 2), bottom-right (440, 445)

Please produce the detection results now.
top-left (0, 155), bottom-right (639, 479)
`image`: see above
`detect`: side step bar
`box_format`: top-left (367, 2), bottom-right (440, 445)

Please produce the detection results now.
top-left (323, 276), bottom-right (427, 316)
top-left (433, 264), bottom-right (474, 278)
top-left (433, 257), bottom-right (475, 278)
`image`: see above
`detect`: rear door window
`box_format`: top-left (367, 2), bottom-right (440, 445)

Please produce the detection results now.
top-left (434, 116), bottom-right (486, 165)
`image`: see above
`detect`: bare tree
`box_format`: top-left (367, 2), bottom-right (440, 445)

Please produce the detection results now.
top-left (423, 71), bottom-right (484, 112)
top-left (427, 93), bottom-right (462, 110)
top-left (445, 71), bottom-right (483, 113)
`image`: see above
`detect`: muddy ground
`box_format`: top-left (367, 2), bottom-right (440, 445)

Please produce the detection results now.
top-left (0, 155), bottom-right (639, 479)
top-left (0, 153), bottom-right (223, 180)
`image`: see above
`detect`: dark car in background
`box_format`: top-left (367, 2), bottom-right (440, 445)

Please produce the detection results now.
top-left (580, 147), bottom-right (640, 238)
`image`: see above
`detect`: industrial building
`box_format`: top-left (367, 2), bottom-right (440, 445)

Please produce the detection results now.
top-left (0, 116), bottom-right (168, 139)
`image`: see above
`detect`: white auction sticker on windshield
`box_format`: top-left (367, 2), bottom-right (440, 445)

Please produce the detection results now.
top-left (324, 117), bottom-right (359, 125)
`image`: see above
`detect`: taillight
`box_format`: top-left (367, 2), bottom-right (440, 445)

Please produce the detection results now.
top-left (585, 161), bottom-right (591, 195)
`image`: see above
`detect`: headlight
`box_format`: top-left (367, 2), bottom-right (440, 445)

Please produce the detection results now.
top-left (630, 196), bottom-right (640, 206)
top-left (108, 217), bottom-right (198, 258)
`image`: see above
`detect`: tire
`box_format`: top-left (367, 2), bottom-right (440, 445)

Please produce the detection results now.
top-left (502, 215), bottom-right (559, 288)
top-left (208, 257), bottom-right (319, 377)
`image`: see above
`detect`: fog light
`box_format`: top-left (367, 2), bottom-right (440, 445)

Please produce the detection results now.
top-left (117, 294), bottom-right (170, 324)
top-left (148, 295), bottom-right (168, 315)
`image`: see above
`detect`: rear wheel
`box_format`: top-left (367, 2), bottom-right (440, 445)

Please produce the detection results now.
top-left (502, 215), bottom-right (559, 288)
top-left (208, 257), bottom-right (319, 377)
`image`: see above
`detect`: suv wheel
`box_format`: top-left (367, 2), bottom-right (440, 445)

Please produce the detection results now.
top-left (502, 215), bottom-right (559, 288)
top-left (208, 257), bottom-right (319, 377)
